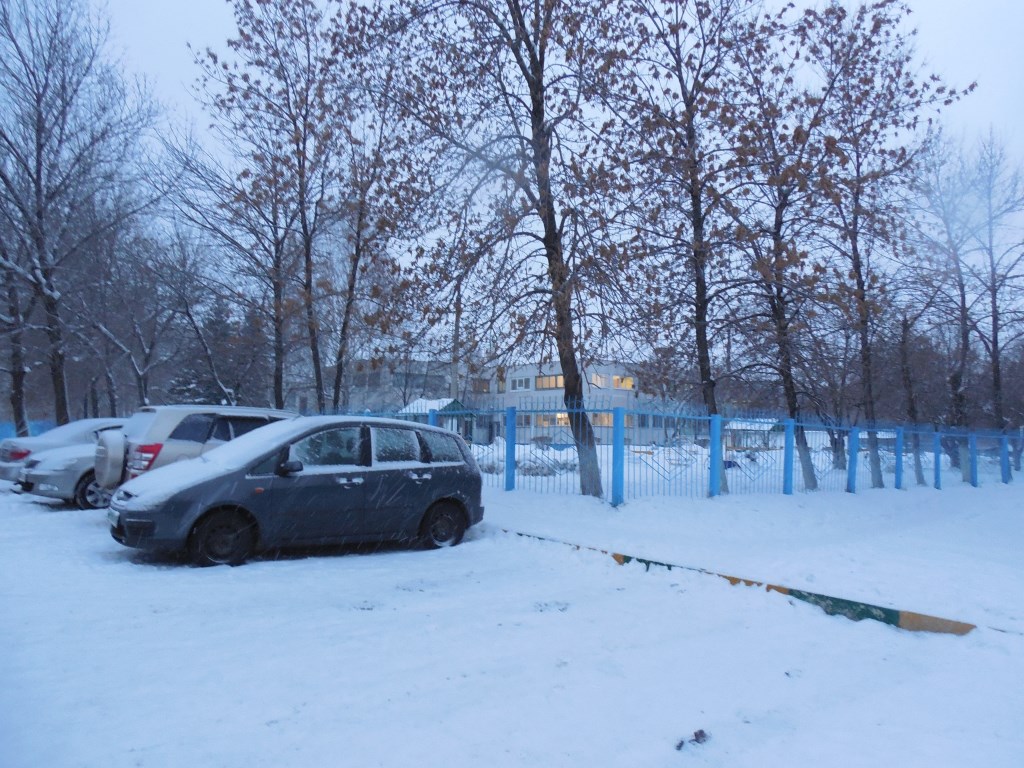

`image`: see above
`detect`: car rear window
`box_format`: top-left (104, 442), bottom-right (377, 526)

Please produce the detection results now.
top-left (210, 418), bottom-right (232, 442)
top-left (421, 431), bottom-right (464, 463)
top-left (168, 414), bottom-right (216, 443)
top-left (373, 428), bottom-right (420, 463)
top-left (228, 417), bottom-right (273, 438)
top-left (122, 411), bottom-right (158, 440)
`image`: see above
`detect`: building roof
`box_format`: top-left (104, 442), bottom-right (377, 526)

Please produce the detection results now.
top-left (725, 420), bottom-right (776, 432)
top-left (398, 398), bottom-right (466, 414)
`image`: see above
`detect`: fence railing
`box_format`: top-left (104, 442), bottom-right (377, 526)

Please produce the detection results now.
top-left (402, 406), bottom-right (1016, 505)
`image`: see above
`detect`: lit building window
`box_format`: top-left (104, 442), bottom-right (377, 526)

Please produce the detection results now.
top-left (535, 374), bottom-right (564, 390)
top-left (535, 413), bottom-right (570, 427)
top-left (613, 375), bottom-right (635, 390)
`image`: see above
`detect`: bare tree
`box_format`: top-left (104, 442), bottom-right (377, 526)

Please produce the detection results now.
top-left (727, 4), bottom-right (840, 490)
top-left (377, 0), bottom-right (618, 497)
top-left (323, 18), bottom-right (433, 412)
top-left (910, 134), bottom-right (985, 481)
top-left (0, 0), bottom-right (155, 423)
top-left (968, 133), bottom-right (1024, 430)
top-left (809, 0), bottom-right (960, 488)
top-left (87, 227), bottom-right (185, 407)
top-left (595, 0), bottom-right (761, 426)
top-left (169, 137), bottom-right (302, 410)
top-left (196, 0), bottom-right (347, 413)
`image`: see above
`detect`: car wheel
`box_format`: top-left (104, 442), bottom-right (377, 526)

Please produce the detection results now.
top-left (74, 471), bottom-right (111, 510)
top-left (421, 502), bottom-right (466, 549)
top-left (188, 510), bottom-right (256, 567)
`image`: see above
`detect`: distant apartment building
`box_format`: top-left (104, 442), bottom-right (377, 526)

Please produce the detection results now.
top-left (465, 362), bottom-right (639, 445)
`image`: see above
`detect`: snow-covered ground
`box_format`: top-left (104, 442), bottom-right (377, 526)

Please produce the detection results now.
top-left (1, 480), bottom-right (1021, 767)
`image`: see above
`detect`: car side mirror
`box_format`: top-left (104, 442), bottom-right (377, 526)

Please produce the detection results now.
top-left (277, 459), bottom-right (303, 476)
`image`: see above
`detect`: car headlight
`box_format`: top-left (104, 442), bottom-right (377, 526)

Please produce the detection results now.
top-left (113, 489), bottom-right (135, 504)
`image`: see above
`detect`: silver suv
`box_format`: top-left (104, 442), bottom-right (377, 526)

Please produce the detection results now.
top-left (95, 405), bottom-right (295, 489)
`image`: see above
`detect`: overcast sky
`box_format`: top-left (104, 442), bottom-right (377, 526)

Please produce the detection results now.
top-left (97, 0), bottom-right (1024, 158)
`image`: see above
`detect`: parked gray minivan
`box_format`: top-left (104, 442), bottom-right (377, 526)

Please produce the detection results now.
top-left (107, 416), bottom-right (484, 566)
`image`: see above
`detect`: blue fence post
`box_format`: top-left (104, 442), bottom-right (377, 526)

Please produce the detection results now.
top-left (428, 409), bottom-right (438, 427)
top-left (612, 408), bottom-right (626, 506)
top-left (933, 432), bottom-right (942, 490)
top-left (783, 419), bottom-right (795, 495)
top-left (504, 407), bottom-right (516, 492)
top-left (894, 428), bottom-right (904, 490)
top-left (709, 415), bottom-right (723, 498)
top-left (1001, 436), bottom-right (1012, 484)
top-left (968, 435), bottom-right (979, 487)
top-left (846, 428), bottom-right (860, 493)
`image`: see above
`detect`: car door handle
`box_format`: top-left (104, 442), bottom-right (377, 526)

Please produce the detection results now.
top-left (406, 471), bottom-right (432, 481)
top-left (336, 476), bottom-right (365, 486)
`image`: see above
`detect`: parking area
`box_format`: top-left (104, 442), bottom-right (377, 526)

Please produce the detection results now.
top-left (1, 484), bottom-right (1022, 767)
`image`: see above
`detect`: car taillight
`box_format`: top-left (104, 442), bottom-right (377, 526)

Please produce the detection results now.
top-left (9, 448), bottom-right (30, 461)
top-left (128, 443), bottom-right (163, 475)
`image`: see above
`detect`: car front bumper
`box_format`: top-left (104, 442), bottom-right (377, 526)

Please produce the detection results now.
top-left (13, 467), bottom-right (77, 502)
top-left (0, 461), bottom-right (25, 482)
top-left (108, 508), bottom-right (159, 548)
top-left (107, 503), bottom-right (194, 552)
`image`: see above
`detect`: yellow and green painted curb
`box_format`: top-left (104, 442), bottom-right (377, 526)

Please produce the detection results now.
top-left (503, 529), bottom-right (977, 636)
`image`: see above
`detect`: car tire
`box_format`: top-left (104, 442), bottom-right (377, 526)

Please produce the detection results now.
top-left (188, 509), bottom-right (256, 567)
top-left (420, 502), bottom-right (466, 549)
top-left (95, 429), bottom-right (127, 489)
top-left (74, 471), bottom-right (111, 510)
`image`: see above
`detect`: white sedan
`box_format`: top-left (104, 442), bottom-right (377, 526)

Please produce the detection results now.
top-left (0, 418), bottom-right (125, 487)
top-left (12, 442), bottom-right (116, 509)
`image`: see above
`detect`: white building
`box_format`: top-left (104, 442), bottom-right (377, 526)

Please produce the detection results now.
top-left (466, 362), bottom-right (639, 445)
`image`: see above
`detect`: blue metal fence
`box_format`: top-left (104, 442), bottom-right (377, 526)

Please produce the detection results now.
top-left (409, 406), bottom-right (1017, 505)
top-left (312, 404), bottom-right (1019, 505)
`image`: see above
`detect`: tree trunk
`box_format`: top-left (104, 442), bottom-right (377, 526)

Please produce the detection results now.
top-left (848, 202), bottom-right (883, 488)
top-left (449, 280), bottom-right (462, 401)
top-left (898, 316), bottom-right (926, 486)
top-left (5, 275), bottom-right (29, 436)
top-left (332, 229), bottom-right (364, 413)
top-left (829, 430), bottom-right (846, 469)
top-left (766, 214), bottom-right (818, 491)
top-left (521, 13), bottom-right (602, 498)
top-left (911, 431), bottom-right (925, 486)
top-left (104, 367), bottom-right (118, 417)
top-left (949, 250), bottom-right (970, 431)
top-left (304, 254), bottom-right (325, 414)
top-left (990, 280), bottom-right (1004, 429)
top-left (42, 292), bottom-right (70, 425)
top-left (684, 101), bottom-right (727, 495)
top-left (8, 336), bottom-right (28, 437)
top-left (272, 276), bottom-right (286, 410)
top-left (88, 378), bottom-right (99, 418)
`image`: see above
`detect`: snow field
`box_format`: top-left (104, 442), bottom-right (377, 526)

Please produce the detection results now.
top-left (1, 482), bottom-right (1022, 767)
